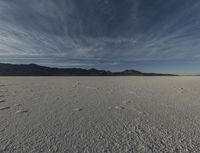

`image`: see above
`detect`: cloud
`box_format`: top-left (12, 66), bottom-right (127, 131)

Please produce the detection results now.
top-left (0, 0), bottom-right (200, 69)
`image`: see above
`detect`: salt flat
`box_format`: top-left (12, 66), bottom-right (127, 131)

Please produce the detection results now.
top-left (0, 77), bottom-right (200, 153)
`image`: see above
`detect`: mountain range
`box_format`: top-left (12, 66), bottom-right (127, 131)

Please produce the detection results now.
top-left (0, 63), bottom-right (177, 76)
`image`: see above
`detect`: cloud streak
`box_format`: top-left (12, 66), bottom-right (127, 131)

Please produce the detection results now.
top-left (0, 0), bottom-right (200, 72)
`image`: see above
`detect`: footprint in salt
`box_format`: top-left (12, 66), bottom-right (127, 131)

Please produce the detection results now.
top-left (74, 108), bottom-right (83, 111)
top-left (0, 106), bottom-right (10, 111)
top-left (0, 100), bottom-right (6, 103)
top-left (178, 87), bottom-right (185, 94)
top-left (115, 106), bottom-right (125, 110)
top-left (15, 109), bottom-right (29, 114)
top-left (14, 104), bottom-right (29, 114)
top-left (14, 104), bottom-right (22, 107)
top-left (138, 111), bottom-right (148, 116)
top-left (73, 82), bottom-right (80, 88)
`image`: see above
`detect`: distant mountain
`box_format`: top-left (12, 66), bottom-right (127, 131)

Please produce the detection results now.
top-left (0, 63), bottom-right (177, 76)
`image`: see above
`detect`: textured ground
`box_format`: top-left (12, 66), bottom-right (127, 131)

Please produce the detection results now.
top-left (0, 77), bottom-right (200, 153)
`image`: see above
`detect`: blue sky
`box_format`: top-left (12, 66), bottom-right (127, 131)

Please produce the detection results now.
top-left (0, 0), bottom-right (200, 74)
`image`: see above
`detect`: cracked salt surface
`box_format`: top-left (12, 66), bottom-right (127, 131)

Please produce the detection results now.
top-left (0, 77), bottom-right (200, 152)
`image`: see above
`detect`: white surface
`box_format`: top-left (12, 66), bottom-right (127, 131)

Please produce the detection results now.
top-left (0, 77), bottom-right (200, 153)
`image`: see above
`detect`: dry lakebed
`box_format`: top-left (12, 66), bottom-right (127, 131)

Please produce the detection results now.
top-left (0, 77), bottom-right (200, 153)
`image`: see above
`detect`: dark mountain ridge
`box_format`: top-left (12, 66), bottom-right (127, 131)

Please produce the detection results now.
top-left (0, 63), bottom-right (177, 76)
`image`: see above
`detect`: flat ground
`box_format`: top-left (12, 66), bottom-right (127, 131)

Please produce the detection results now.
top-left (0, 77), bottom-right (200, 153)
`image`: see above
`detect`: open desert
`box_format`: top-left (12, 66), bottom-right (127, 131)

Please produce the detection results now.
top-left (0, 77), bottom-right (200, 153)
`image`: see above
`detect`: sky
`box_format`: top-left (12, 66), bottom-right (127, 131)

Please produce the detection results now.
top-left (0, 0), bottom-right (200, 74)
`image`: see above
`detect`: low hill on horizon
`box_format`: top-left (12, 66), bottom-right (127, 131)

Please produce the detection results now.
top-left (0, 63), bottom-right (177, 76)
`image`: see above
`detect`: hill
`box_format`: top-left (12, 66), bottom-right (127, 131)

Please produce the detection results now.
top-left (0, 63), bottom-right (176, 76)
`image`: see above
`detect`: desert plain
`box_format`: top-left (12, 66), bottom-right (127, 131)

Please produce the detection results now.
top-left (0, 77), bottom-right (200, 153)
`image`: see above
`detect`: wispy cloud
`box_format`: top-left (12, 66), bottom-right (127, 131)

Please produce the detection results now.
top-left (0, 0), bottom-right (200, 72)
